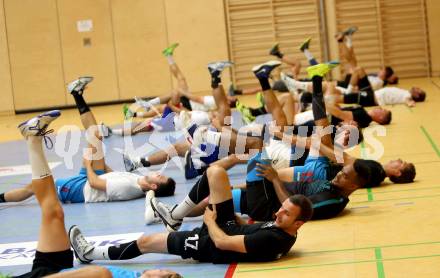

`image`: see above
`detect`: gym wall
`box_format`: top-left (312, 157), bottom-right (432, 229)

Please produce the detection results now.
top-left (0, 0), bottom-right (438, 114)
top-left (0, 0), bottom-right (230, 113)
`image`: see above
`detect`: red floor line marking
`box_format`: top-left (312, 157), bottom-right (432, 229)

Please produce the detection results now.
top-left (224, 262), bottom-right (237, 278)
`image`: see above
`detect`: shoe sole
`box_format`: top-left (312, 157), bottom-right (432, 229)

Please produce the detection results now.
top-left (252, 60), bottom-right (282, 73)
top-left (68, 225), bottom-right (92, 264)
top-left (150, 199), bottom-right (179, 232)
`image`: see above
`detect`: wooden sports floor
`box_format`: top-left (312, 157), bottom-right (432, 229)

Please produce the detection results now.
top-left (0, 77), bottom-right (439, 277)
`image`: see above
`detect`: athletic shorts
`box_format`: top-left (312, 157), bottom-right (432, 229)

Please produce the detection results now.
top-left (240, 179), bottom-right (280, 221)
top-left (272, 80), bottom-right (289, 92)
top-left (190, 111), bottom-right (211, 125)
top-left (343, 91), bottom-right (376, 107)
top-left (15, 249), bottom-right (73, 278)
top-left (293, 156), bottom-right (330, 182)
top-left (55, 168), bottom-right (105, 203)
top-left (337, 74), bottom-right (352, 88)
top-left (167, 199), bottom-right (236, 262)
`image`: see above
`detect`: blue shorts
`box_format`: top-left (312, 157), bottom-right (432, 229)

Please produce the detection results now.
top-left (293, 156), bottom-right (329, 182)
top-left (232, 188), bottom-right (242, 213)
top-left (55, 168), bottom-right (105, 203)
top-left (246, 151), bottom-right (271, 183)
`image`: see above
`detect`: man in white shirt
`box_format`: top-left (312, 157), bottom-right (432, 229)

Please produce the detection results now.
top-left (0, 77), bottom-right (176, 204)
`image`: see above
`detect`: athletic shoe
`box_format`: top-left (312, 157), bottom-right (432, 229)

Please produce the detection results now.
top-left (280, 72), bottom-right (298, 93)
top-left (306, 62), bottom-right (339, 79)
top-left (184, 150), bottom-right (199, 179)
top-left (343, 26), bottom-right (358, 36)
top-left (299, 37), bottom-right (312, 52)
top-left (123, 153), bottom-right (142, 172)
top-left (122, 104), bottom-right (134, 120)
top-left (66, 76), bottom-right (93, 94)
top-left (150, 198), bottom-right (182, 232)
top-left (144, 190), bottom-right (162, 225)
top-left (228, 84), bottom-right (236, 96)
top-left (236, 100), bottom-right (255, 124)
top-left (269, 43), bottom-right (281, 56)
top-left (150, 113), bottom-right (175, 132)
top-left (328, 60), bottom-right (340, 66)
top-left (252, 60), bottom-right (282, 79)
top-left (99, 122), bottom-right (112, 138)
top-left (18, 110), bottom-right (61, 149)
top-left (134, 96), bottom-right (152, 110)
top-left (256, 92), bottom-right (265, 108)
top-left (208, 61), bottom-right (234, 75)
top-left (162, 43), bottom-right (179, 56)
top-left (68, 225), bottom-right (94, 264)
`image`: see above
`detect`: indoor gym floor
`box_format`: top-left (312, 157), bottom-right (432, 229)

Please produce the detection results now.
top-left (1, 77), bottom-right (439, 277)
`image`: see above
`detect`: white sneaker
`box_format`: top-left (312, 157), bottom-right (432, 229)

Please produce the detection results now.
top-left (68, 225), bottom-right (94, 264)
top-left (123, 153), bottom-right (142, 172)
top-left (67, 76), bottom-right (94, 94)
top-left (144, 190), bottom-right (162, 225)
top-left (134, 96), bottom-right (152, 110)
top-left (207, 61), bottom-right (234, 74)
top-left (150, 197), bottom-right (182, 232)
top-left (18, 110), bottom-right (61, 149)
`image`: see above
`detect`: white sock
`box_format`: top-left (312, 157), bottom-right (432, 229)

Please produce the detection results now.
top-left (345, 36), bottom-right (353, 48)
top-left (294, 80), bottom-right (309, 91)
top-left (112, 129), bottom-right (124, 136)
top-left (26, 137), bottom-right (51, 179)
top-left (303, 49), bottom-right (315, 62)
top-left (171, 195), bottom-right (197, 220)
top-left (166, 56), bottom-right (175, 65)
top-left (85, 246), bottom-right (110, 260)
top-left (346, 84), bottom-right (353, 94)
top-left (148, 97), bottom-right (160, 106)
top-left (206, 130), bottom-right (222, 146)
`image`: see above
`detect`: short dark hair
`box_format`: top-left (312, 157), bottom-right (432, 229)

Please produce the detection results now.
top-left (381, 110), bottom-right (392, 125)
top-left (389, 163), bottom-right (416, 184)
top-left (413, 90), bottom-right (426, 102)
top-left (154, 178), bottom-right (176, 197)
top-left (354, 159), bottom-right (386, 188)
top-left (289, 194), bottom-right (313, 222)
top-left (385, 66), bottom-right (394, 79)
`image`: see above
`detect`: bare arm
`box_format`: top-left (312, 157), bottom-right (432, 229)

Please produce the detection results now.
top-left (256, 163), bottom-right (289, 203)
top-left (325, 103), bottom-right (353, 121)
top-left (204, 207), bottom-right (247, 253)
top-left (84, 159), bottom-right (107, 191)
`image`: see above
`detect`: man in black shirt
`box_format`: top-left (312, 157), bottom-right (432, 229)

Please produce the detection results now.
top-left (69, 165), bottom-right (313, 264)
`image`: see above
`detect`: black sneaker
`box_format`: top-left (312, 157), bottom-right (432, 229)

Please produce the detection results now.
top-left (269, 43), bottom-right (281, 56)
top-left (343, 26), bottom-right (358, 36)
top-left (299, 37), bottom-right (312, 52)
top-left (184, 150), bottom-right (199, 179)
top-left (252, 60), bottom-right (282, 79)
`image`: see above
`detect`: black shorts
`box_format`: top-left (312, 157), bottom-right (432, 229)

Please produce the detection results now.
top-left (241, 179), bottom-right (281, 221)
top-left (180, 96), bottom-right (192, 110)
top-left (167, 199), bottom-right (236, 262)
top-left (272, 80), bottom-right (289, 92)
top-left (15, 249), bottom-right (73, 278)
top-left (343, 91), bottom-right (376, 107)
top-left (337, 74), bottom-right (352, 88)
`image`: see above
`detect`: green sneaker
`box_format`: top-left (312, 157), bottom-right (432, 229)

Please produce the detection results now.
top-left (122, 104), bottom-right (134, 120)
top-left (306, 62), bottom-right (339, 79)
top-left (162, 43), bottom-right (179, 57)
top-left (256, 92), bottom-right (265, 108)
top-left (299, 37), bottom-right (312, 52)
top-left (236, 101), bottom-right (255, 124)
